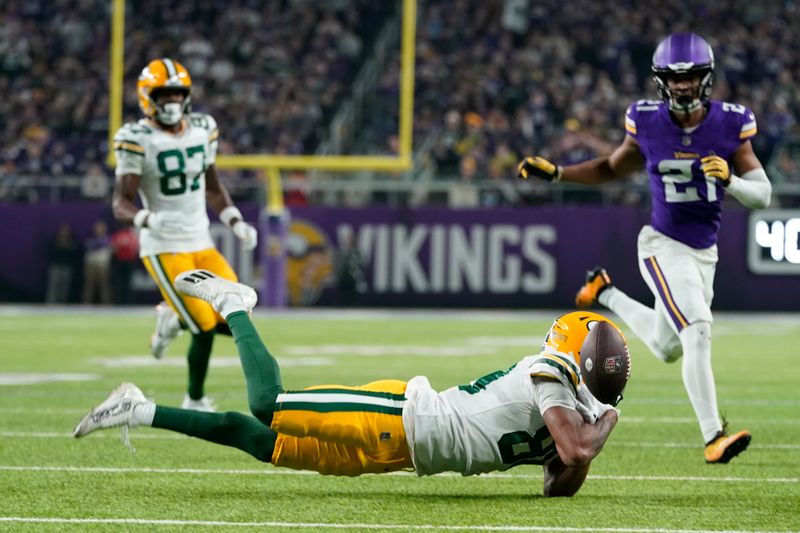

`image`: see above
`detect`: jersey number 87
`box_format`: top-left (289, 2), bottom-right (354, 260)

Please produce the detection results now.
top-left (157, 145), bottom-right (206, 196)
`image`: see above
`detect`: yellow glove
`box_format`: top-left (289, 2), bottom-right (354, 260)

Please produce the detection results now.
top-left (517, 156), bottom-right (563, 182)
top-left (701, 155), bottom-right (731, 187)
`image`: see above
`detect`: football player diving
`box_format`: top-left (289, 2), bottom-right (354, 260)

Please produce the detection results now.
top-left (111, 58), bottom-right (258, 411)
top-left (75, 270), bottom-right (626, 497)
top-left (517, 33), bottom-right (771, 463)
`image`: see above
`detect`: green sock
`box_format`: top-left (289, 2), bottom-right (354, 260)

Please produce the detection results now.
top-left (215, 323), bottom-right (232, 336)
top-left (227, 311), bottom-right (283, 424)
top-left (187, 330), bottom-right (215, 399)
top-left (152, 406), bottom-right (276, 462)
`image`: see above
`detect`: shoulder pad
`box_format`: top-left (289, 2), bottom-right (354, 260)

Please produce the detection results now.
top-left (528, 351), bottom-right (580, 395)
top-left (633, 99), bottom-right (661, 112)
top-left (113, 120), bottom-right (154, 142)
top-left (717, 101), bottom-right (757, 140)
top-left (113, 121), bottom-right (152, 155)
top-left (625, 104), bottom-right (638, 135)
top-left (188, 112), bottom-right (218, 133)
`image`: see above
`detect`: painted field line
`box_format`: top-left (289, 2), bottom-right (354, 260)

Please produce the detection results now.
top-left (1, 431), bottom-right (190, 440)
top-left (89, 356), bottom-right (332, 368)
top-left (611, 442), bottom-right (800, 450)
top-left (0, 518), bottom-right (789, 532)
top-left (3, 304), bottom-right (800, 322)
top-left (2, 466), bottom-right (797, 484)
top-left (632, 398), bottom-right (799, 407)
top-left (621, 416), bottom-right (800, 425)
top-left (2, 399), bottom-right (797, 414)
top-left (3, 432), bottom-right (799, 451)
top-left (0, 408), bottom-right (90, 415)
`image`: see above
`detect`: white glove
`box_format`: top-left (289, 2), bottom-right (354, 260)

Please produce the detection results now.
top-left (146, 211), bottom-right (183, 238)
top-left (576, 384), bottom-right (618, 424)
top-left (232, 220), bottom-right (258, 251)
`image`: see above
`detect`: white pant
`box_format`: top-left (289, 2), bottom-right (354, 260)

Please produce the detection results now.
top-left (637, 225), bottom-right (717, 341)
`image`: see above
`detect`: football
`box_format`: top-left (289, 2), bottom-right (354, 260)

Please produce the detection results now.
top-left (580, 321), bottom-right (631, 406)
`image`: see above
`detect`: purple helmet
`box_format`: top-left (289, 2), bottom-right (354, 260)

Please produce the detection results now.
top-left (652, 33), bottom-right (714, 112)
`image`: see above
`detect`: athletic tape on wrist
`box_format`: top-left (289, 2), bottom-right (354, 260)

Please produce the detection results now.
top-left (219, 206), bottom-right (243, 227)
top-left (133, 209), bottom-right (151, 228)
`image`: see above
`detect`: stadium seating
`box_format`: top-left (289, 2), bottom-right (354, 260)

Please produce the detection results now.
top-left (1, 0), bottom-right (798, 204)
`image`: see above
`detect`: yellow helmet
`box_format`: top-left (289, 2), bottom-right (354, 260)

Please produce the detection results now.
top-left (137, 58), bottom-right (192, 125)
top-left (543, 311), bottom-right (625, 363)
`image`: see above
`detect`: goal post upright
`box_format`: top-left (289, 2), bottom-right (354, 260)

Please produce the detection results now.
top-left (108, 0), bottom-right (417, 307)
top-left (262, 166), bottom-right (288, 308)
top-left (106, 0), bottom-right (125, 167)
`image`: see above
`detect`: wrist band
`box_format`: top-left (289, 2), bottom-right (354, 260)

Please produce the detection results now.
top-left (219, 206), bottom-right (243, 227)
top-left (133, 209), bottom-right (151, 228)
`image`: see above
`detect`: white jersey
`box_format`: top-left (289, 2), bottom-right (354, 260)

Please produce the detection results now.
top-left (113, 113), bottom-right (220, 256)
top-left (402, 350), bottom-right (580, 476)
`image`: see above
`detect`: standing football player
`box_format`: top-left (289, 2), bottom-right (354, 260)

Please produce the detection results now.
top-left (111, 58), bottom-right (258, 411)
top-left (517, 33), bottom-right (771, 463)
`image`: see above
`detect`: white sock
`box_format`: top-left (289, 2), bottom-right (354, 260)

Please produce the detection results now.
top-left (132, 401), bottom-right (156, 426)
top-left (679, 321), bottom-right (722, 443)
top-left (599, 287), bottom-right (672, 362)
top-left (165, 313), bottom-right (180, 335)
top-left (215, 294), bottom-right (247, 320)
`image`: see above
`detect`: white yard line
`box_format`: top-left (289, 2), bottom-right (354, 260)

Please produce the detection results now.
top-left (610, 441), bottom-right (800, 450)
top-left (0, 517), bottom-right (789, 532)
top-left (1, 465), bottom-right (797, 483)
top-left (2, 304), bottom-right (799, 324)
top-left (2, 431), bottom-right (799, 450)
top-left (620, 416), bottom-right (800, 425)
top-left (6, 428), bottom-right (800, 450)
top-left (2, 398), bottom-right (798, 413)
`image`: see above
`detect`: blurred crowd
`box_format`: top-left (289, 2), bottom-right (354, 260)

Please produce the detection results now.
top-left (0, 0), bottom-right (390, 200)
top-left (409, 0), bottom-right (800, 204)
top-left (1, 0), bottom-right (799, 204)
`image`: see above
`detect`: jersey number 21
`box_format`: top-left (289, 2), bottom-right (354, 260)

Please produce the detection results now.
top-left (658, 159), bottom-right (719, 203)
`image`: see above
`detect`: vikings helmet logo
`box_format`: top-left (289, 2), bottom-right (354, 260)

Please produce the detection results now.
top-left (285, 220), bottom-right (334, 306)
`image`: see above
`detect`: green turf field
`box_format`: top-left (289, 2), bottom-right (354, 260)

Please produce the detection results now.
top-left (1, 308), bottom-right (798, 532)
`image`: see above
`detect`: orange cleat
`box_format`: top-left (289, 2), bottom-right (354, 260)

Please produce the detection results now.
top-left (704, 430), bottom-right (751, 464)
top-left (575, 267), bottom-right (613, 308)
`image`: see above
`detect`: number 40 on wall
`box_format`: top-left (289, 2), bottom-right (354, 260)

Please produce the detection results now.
top-left (748, 210), bottom-right (800, 274)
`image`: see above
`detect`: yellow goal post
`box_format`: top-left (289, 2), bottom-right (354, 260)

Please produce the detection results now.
top-left (107, 0), bottom-right (417, 212)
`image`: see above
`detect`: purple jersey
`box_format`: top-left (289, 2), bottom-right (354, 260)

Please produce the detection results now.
top-left (625, 100), bottom-right (757, 248)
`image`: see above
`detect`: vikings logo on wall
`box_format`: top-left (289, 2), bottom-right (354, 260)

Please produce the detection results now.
top-left (285, 219), bottom-right (334, 306)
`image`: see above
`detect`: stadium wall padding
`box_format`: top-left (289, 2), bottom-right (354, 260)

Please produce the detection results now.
top-left (1, 202), bottom-right (797, 310)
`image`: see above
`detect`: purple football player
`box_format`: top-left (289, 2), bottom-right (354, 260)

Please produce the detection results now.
top-left (518, 33), bottom-right (772, 464)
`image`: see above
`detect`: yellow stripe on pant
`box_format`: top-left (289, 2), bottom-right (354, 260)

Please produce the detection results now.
top-left (271, 380), bottom-right (413, 476)
top-left (142, 248), bottom-right (238, 333)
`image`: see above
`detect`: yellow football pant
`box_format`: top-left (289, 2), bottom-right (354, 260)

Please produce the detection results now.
top-left (271, 380), bottom-right (413, 476)
top-left (142, 249), bottom-right (237, 334)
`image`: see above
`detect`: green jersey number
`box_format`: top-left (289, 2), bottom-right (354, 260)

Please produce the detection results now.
top-left (190, 115), bottom-right (209, 129)
top-left (458, 364), bottom-right (517, 394)
top-left (127, 124), bottom-right (152, 135)
top-left (459, 365), bottom-right (557, 467)
top-left (498, 427), bottom-right (557, 466)
top-left (157, 145), bottom-right (206, 196)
